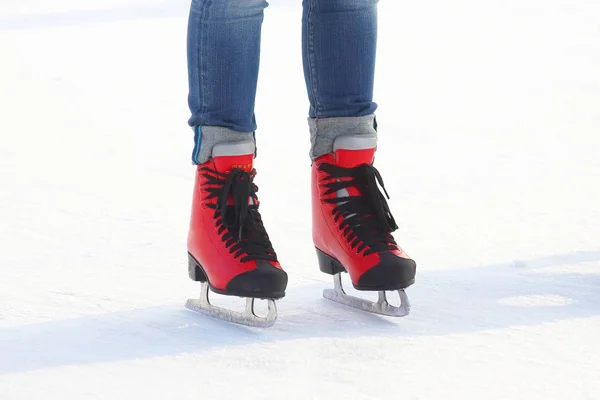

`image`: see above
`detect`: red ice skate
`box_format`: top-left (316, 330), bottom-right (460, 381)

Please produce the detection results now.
top-left (185, 140), bottom-right (287, 327)
top-left (312, 134), bottom-right (416, 316)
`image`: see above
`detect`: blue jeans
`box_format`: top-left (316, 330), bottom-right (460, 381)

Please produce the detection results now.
top-left (187, 0), bottom-right (379, 163)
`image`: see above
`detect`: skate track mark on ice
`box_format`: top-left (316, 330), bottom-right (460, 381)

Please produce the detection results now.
top-left (1, 250), bottom-right (598, 375)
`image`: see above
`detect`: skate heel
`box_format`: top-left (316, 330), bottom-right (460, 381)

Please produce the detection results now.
top-left (316, 248), bottom-right (345, 275)
top-left (188, 252), bottom-right (207, 282)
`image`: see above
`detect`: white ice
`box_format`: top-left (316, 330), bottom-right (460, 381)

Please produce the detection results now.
top-left (1, 0), bottom-right (599, 399)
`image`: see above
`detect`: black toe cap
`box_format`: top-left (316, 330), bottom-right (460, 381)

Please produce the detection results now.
top-left (356, 252), bottom-right (416, 291)
top-left (225, 261), bottom-right (288, 299)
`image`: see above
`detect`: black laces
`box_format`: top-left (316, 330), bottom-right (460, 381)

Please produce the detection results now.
top-left (319, 162), bottom-right (399, 256)
top-left (201, 166), bottom-right (277, 263)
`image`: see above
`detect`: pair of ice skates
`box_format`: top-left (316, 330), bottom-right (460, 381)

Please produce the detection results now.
top-left (185, 134), bottom-right (416, 327)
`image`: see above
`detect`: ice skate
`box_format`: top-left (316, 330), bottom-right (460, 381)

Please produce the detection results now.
top-left (312, 134), bottom-right (416, 317)
top-left (186, 140), bottom-right (287, 327)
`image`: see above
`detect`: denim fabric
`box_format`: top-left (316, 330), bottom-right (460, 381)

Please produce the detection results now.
top-left (187, 0), bottom-right (268, 133)
top-left (302, 0), bottom-right (378, 119)
top-left (187, 0), bottom-right (379, 164)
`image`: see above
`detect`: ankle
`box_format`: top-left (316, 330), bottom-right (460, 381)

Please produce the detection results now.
top-left (308, 114), bottom-right (378, 160)
top-left (191, 126), bottom-right (255, 165)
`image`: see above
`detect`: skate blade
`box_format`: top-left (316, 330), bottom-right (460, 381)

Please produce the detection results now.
top-left (186, 282), bottom-right (277, 328)
top-left (323, 273), bottom-right (410, 317)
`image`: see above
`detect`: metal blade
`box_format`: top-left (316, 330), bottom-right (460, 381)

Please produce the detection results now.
top-left (186, 282), bottom-right (278, 328)
top-left (323, 273), bottom-right (410, 317)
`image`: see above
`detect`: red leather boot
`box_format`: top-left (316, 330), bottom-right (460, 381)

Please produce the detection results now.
top-left (312, 134), bottom-right (416, 315)
top-left (186, 140), bottom-right (287, 327)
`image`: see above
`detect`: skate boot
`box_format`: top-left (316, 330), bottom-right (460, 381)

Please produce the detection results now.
top-left (186, 140), bottom-right (288, 327)
top-left (312, 134), bottom-right (416, 317)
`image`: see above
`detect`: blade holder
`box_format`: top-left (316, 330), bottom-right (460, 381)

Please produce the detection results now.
top-left (186, 282), bottom-right (278, 328)
top-left (323, 273), bottom-right (410, 317)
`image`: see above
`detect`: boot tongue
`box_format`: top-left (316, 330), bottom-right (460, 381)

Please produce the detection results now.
top-left (211, 140), bottom-right (256, 208)
top-left (212, 140), bottom-right (255, 174)
top-left (333, 134), bottom-right (377, 168)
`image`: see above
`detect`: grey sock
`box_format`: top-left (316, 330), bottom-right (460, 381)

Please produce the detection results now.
top-left (308, 114), bottom-right (378, 160)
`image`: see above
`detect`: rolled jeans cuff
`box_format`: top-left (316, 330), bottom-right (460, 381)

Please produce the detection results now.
top-left (191, 126), bottom-right (255, 165)
top-left (308, 114), bottom-right (378, 160)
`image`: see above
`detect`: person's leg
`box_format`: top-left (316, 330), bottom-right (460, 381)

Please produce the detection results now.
top-left (302, 0), bottom-right (379, 159)
top-left (187, 0), bottom-right (268, 164)
top-left (185, 0), bottom-right (287, 327)
top-left (305, 0), bottom-right (416, 315)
